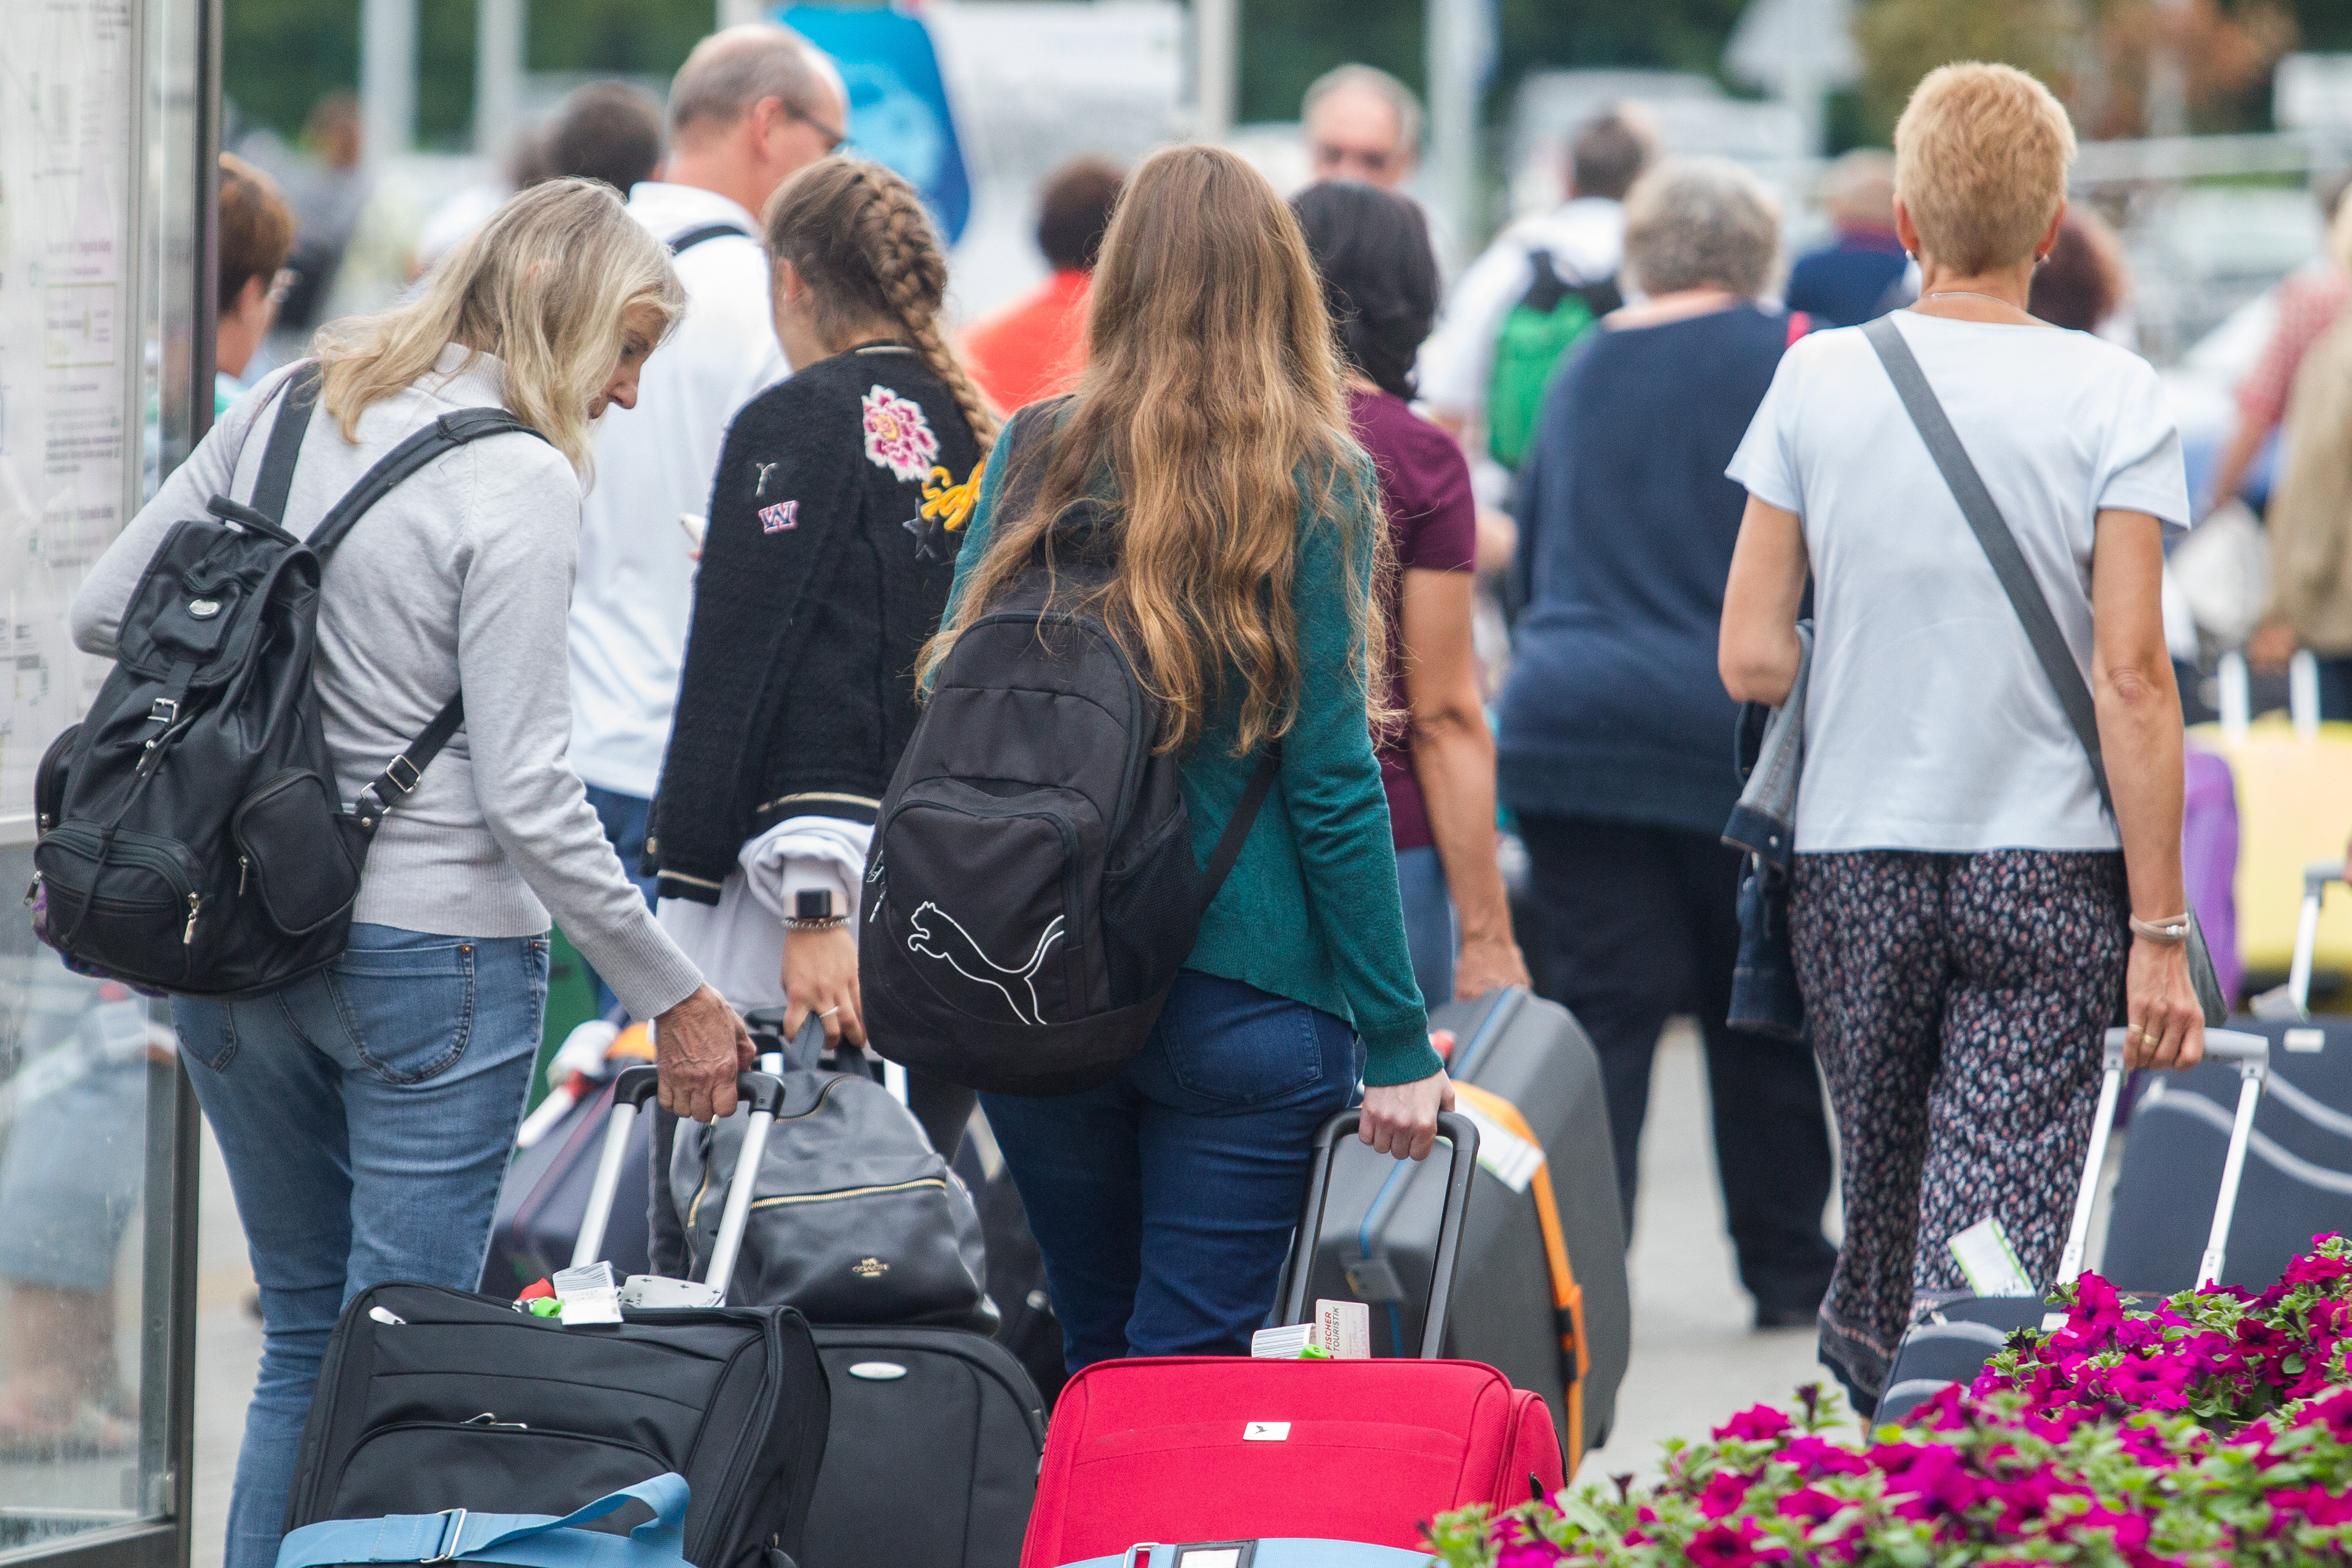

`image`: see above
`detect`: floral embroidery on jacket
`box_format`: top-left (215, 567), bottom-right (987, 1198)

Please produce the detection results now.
top-left (861, 386), bottom-right (940, 481)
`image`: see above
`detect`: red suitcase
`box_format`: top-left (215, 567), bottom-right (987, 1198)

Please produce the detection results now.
top-left (1018, 1111), bottom-right (1566, 1568)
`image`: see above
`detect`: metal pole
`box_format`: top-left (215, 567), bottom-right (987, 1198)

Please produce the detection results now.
top-left (362, 0), bottom-right (417, 161)
top-left (1194, 0), bottom-right (1237, 141)
top-left (1424, 0), bottom-right (1478, 272)
top-left (475, 0), bottom-right (526, 157)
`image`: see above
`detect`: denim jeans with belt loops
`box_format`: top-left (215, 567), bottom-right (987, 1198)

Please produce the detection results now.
top-left (172, 923), bottom-right (547, 1568)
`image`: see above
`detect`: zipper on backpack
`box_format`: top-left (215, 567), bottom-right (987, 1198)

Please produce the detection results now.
top-left (183, 893), bottom-right (202, 946)
top-left (237, 855), bottom-right (251, 897)
top-left (22, 872), bottom-right (38, 907)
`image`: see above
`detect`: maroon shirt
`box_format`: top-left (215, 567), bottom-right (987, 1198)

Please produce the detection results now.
top-left (1349, 387), bottom-right (1478, 851)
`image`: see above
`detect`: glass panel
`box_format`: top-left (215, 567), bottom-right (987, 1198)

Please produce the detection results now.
top-left (0, 897), bottom-right (177, 1550)
top-left (0, 0), bottom-right (202, 1546)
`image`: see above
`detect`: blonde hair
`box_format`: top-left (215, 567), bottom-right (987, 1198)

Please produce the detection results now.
top-left (764, 159), bottom-right (1000, 457)
top-left (314, 179), bottom-right (684, 473)
top-left (920, 144), bottom-right (1386, 757)
top-left (1893, 63), bottom-right (2076, 275)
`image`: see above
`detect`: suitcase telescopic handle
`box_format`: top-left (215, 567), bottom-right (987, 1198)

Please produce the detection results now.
top-left (2058, 1027), bottom-right (2269, 1289)
top-left (2287, 862), bottom-right (2346, 1017)
top-left (571, 1068), bottom-right (787, 1297)
top-left (1280, 1109), bottom-right (1479, 1358)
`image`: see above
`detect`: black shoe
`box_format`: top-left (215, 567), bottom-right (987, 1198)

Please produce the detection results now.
top-left (1754, 1300), bottom-right (1820, 1330)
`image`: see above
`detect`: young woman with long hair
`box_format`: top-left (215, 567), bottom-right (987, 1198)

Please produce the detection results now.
top-left (925, 144), bottom-right (1446, 1368)
top-left (646, 159), bottom-right (998, 1160)
top-left (70, 178), bottom-right (749, 1568)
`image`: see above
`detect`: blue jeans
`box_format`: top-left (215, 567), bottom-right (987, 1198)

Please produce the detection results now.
top-left (980, 972), bottom-right (1359, 1371)
top-left (584, 786), bottom-right (658, 1016)
top-left (173, 924), bottom-right (547, 1568)
top-left (1395, 844), bottom-right (1455, 1006)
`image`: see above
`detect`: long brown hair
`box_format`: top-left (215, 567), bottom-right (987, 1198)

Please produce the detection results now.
top-left (764, 159), bottom-right (999, 457)
top-left (921, 144), bottom-right (1383, 756)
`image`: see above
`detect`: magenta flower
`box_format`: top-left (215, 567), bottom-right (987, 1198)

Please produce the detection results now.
top-left (1698, 1470), bottom-right (1754, 1519)
top-left (1712, 1405), bottom-right (1792, 1444)
top-left (1686, 1518), bottom-right (1788, 1568)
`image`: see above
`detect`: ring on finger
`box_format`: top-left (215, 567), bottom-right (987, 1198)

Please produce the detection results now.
top-left (818, 1006), bottom-right (840, 1019)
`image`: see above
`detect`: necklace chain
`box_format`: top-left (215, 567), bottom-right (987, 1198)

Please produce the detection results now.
top-left (1920, 290), bottom-right (2028, 313)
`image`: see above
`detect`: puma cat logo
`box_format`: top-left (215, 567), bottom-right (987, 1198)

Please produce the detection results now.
top-left (906, 902), bottom-right (1065, 1027)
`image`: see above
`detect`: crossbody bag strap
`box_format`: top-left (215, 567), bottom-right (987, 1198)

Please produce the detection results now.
top-left (1196, 747), bottom-right (1283, 919)
top-left (1865, 316), bottom-right (2226, 1026)
top-left (668, 222), bottom-right (753, 255)
top-left (274, 1472), bottom-right (690, 1568)
top-left (1860, 316), bottom-right (2116, 819)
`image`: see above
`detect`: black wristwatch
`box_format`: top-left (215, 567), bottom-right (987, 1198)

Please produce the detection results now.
top-left (786, 888), bottom-right (847, 932)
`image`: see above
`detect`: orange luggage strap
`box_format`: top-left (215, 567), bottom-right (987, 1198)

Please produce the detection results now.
top-left (1450, 1081), bottom-right (1589, 1473)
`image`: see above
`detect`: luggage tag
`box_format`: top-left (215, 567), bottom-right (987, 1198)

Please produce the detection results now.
top-left (1250, 1299), bottom-right (1369, 1359)
top-left (552, 1261), bottom-right (624, 1324)
top-left (1947, 1217), bottom-right (2035, 1298)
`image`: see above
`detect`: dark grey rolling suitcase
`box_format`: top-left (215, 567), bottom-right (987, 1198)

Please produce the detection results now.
top-left (2105, 863), bottom-right (2352, 1291)
top-left (1287, 986), bottom-right (1629, 1472)
top-left (483, 1071), bottom-right (652, 1292)
top-left (1877, 1026), bottom-right (2271, 1423)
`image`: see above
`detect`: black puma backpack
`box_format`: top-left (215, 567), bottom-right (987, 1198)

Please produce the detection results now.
top-left (860, 405), bottom-right (1278, 1096)
top-left (30, 364), bottom-right (542, 998)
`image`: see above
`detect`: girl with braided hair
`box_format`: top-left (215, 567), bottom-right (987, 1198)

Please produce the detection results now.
top-left (647, 159), bottom-right (994, 1161)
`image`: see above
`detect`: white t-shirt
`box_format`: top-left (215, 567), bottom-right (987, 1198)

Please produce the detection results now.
top-left (1725, 313), bottom-right (2190, 853)
top-left (568, 182), bottom-right (790, 800)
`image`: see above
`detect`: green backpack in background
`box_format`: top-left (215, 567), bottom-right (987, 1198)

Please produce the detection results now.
top-left (1486, 248), bottom-right (1622, 470)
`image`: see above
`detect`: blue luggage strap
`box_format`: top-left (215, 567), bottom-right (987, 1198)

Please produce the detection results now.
top-left (1059, 1542), bottom-right (1430, 1568)
top-left (275, 1474), bottom-right (691, 1568)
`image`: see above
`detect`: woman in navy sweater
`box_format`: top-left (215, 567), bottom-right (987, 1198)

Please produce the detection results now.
top-left (1496, 157), bottom-right (1838, 1328)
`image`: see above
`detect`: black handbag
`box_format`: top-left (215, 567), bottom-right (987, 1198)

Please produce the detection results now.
top-left (1864, 316), bottom-right (2229, 1025)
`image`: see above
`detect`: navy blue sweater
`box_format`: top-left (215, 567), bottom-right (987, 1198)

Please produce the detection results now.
top-left (1497, 303), bottom-right (1790, 836)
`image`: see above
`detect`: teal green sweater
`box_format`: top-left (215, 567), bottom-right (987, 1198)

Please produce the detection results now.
top-left (944, 443), bottom-right (1440, 1087)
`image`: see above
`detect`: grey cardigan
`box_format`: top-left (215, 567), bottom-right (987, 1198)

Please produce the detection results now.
top-left (1723, 621), bottom-right (1813, 869)
top-left (71, 351), bottom-right (704, 1020)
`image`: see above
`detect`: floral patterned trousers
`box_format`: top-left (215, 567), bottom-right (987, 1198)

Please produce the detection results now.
top-left (1790, 849), bottom-right (2128, 1411)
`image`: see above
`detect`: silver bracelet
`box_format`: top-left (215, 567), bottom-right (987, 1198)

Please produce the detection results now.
top-left (2129, 914), bottom-right (2190, 946)
top-left (785, 914), bottom-right (848, 933)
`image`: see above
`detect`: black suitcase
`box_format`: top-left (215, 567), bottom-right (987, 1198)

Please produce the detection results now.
top-left (2104, 863), bottom-right (2352, 1291)
top-left (1878, 1025), bottom-right (2271, 1423)
top-left (797, 1326), bottom-right (1045, 1568)
top-left (484, 1071), bottom-right (653, 1292)
top-left (1286, 986), bottom-right (1629, 1472)
top-left (280, 1067), bottom-right (832, 1568)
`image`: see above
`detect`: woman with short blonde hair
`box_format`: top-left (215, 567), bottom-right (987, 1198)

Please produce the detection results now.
top-left (928, 144), bottom-right (1444, 1369)
top-left (1718, 64), bottom-right (2203, 1412)
top-left (71, 178), bottom-right (749, 1568)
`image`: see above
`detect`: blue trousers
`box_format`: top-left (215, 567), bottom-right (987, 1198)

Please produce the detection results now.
top-left (583, 785), bottom-right (659, 1017)
top-left (173, 924), bottom-right (547, 1568)
top-left (981, 972), bottom-right (1360, 1372)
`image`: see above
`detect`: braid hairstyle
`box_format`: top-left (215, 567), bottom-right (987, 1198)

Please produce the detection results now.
top-left (765, 159), bottom-right (1001, 456)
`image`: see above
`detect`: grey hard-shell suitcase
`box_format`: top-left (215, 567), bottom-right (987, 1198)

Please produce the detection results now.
top-left (1285, 986), bottom-right (1629, 1466)
top-left (1877, 1025), bottom-right (2272, 1423)
top-left (2103, 862), bottom-right (2352, 1291)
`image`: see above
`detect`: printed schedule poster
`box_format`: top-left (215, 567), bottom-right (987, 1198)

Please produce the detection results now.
top-left (0, 0), bottom-right (135, 826)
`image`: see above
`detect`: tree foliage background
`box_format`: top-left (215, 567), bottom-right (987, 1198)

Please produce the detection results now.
top-left (224, 0), bottom-right (2352, 154)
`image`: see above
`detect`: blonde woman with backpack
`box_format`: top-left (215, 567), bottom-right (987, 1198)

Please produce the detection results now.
top-left (919, 144), bottom-right (1445, 1371)
top-left (68, 179), bottom-right (750, 1568)
top-left (646, 159), bottom-right (998, 1161)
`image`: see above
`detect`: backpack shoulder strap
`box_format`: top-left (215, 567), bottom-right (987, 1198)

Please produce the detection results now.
top-left (306, 409), bottom-right (544, 556)
top-left (1860, 313), bottom-right (2111, 817)
top-left (1196, 746), bottom-right (1283, 919)
top-left (248, 361), bottom-right (324, 525)
top-left (1519, 248), bottom-right (1571, 315)
top-left (302, 408), bottom-right (549, 824)
top-left (669, 222), bottom-right (753, 256)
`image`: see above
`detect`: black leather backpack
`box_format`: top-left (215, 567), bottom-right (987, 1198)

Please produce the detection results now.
top-left (31, 364), bottom-right (541, 997)
top-left (859, 403), bottom-right (1278, 1096)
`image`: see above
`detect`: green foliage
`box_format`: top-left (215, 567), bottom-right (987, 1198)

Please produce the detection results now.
top-left (1848, 0), bottom-right (2083, 146)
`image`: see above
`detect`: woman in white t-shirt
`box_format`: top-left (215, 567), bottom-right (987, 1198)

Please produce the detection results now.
top-left (1717, 62), bottom-right (2206, 1415)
